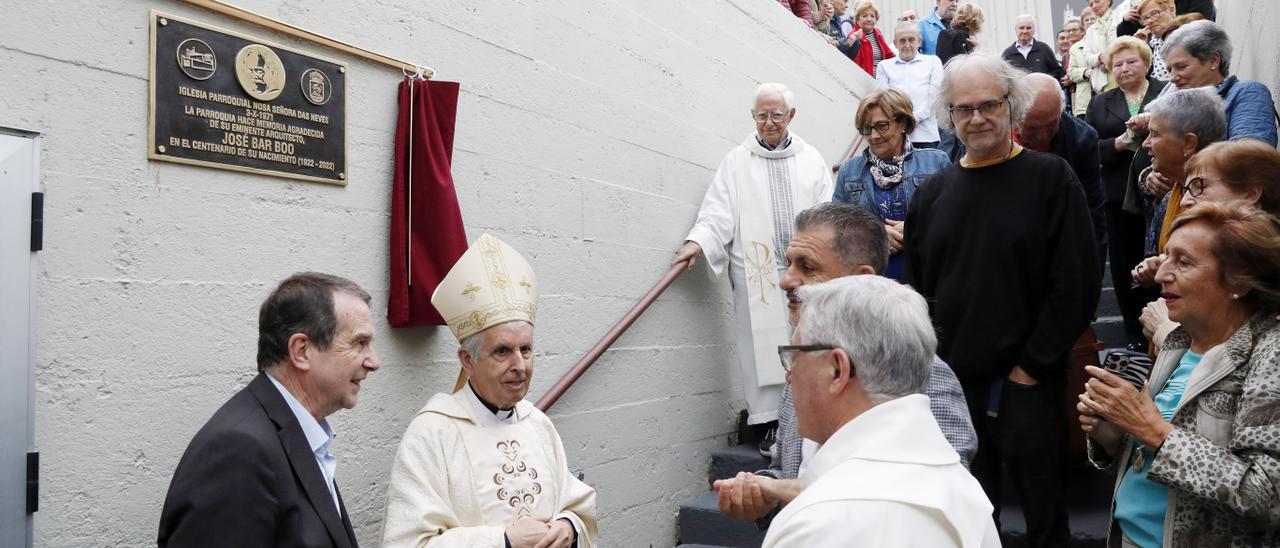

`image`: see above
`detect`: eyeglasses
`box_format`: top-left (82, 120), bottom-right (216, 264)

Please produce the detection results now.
top-left (948, 95), bottom-right (1009, 122)
top-left (857, 120), bottom-right (894, 136)
top-left (1181, 176), bottom-right (1207, 198)
top-left (777, 344), bottom-right (837, 373)
top-left (1140, 9), bottom-right (1165, 25)
top-left (753, 111), bottom-right (790, 123)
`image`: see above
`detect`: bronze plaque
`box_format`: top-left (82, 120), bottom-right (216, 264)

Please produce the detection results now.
top-left (148, 11), bottom-right (347, 184)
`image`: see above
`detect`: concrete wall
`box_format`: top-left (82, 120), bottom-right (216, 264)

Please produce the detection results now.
top-left (1220, 1), bottom-right (1280, 101)
top-left (0, 0), bottom-right (870, 546)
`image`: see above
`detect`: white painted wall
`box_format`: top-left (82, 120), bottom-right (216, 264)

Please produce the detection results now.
top-left (1220, 1), bottom-right (1280, 102)
top-left (0, 0), bottom-right (872, 546)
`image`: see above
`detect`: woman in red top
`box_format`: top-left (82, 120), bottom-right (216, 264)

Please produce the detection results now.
top-left (847, 1), bottom-right (895, 78)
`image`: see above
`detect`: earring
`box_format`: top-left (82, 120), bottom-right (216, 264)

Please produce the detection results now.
top-left (1232, 293), bottom-right (1240, 299)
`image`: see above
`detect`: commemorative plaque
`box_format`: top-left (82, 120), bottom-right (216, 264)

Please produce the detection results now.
top-left (149, 11), bottom-right (347, 184)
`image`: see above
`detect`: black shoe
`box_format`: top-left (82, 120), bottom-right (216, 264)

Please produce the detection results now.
top-left (758, 427), bottom-right (776, 459)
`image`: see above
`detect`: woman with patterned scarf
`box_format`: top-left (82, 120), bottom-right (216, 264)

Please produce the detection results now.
top-left (832, 88), bottom-right (950, 281)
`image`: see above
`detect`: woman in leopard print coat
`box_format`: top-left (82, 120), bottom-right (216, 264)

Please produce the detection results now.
top-left (1078, 202), bottom-right (1280, 548)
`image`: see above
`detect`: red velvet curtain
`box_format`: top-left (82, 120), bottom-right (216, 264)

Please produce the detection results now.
top-left (388, 78), bottom-right (468, 327)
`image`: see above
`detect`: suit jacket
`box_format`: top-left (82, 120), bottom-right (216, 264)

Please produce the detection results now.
top-left (1002, 40), bottom-right (1065, 79)
top-left (1084, 77), bottom-right (1166, 204)
top-left (1047, 112), bottom-right (1107, 279)
top-left (158, 373), bottom-right (358, 548)
top-left (935, 28), bottom-right (973, 66)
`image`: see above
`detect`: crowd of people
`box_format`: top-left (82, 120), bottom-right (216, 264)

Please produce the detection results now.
top-left (689, 1), bottom-right (1280, 546)
top-left (147, 1), bottom-right (1278, 547)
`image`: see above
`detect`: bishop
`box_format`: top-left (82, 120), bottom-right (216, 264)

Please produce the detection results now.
top-left (380, 234), bottom-right (597, 548)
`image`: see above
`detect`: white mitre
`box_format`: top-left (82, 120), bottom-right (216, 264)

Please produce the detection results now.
top-left (430, 233), bottom-right (538, 342)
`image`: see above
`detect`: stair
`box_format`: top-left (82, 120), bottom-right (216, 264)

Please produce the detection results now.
top-left (996, 465), bottom-right (1114, 547)
top-left (679, 258), bottom-right (1126, 546)
top-left (679, 439), bottom-right (1114, 547)
top-left (677, 413), bottom-right (769, 547)
top-left (1092, 259), bottom-right (1129, 349)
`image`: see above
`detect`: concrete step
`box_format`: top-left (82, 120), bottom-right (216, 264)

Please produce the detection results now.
top-left (678, 491), bottom-right (765, 547)
top-left (1092, 315), bottom-right (1126, 349)
top-left (1097, 286), bottom-right (1121, 317)
top-left (997, 465), bottom-right (1115, 547)
top-left (710, 443), bottom-right (769, 484)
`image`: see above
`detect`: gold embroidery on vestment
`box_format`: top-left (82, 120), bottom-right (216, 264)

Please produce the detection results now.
top-left (492, 440), bottom-right (542, 520)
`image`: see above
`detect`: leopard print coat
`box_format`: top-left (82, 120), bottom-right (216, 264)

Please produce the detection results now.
top-left (1091, 311), bottom-right (1280, 548)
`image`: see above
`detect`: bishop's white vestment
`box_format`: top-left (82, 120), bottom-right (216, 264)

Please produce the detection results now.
top-left (380, 385), bottom-right (597, 547)
top-left (762, 395), bottom-right (1000, 548)
top-left (685, 132), bottom-right (833, 424)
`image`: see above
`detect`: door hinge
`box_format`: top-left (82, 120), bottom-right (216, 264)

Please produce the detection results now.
top-left (30, 192), bottom-right (43, 252)
top-left (26, 451), bottom-right (38, 514)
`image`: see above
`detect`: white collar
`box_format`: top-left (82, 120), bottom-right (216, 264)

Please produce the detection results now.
top-left (463, 382), bottom-right (518, 427)
top-left (744, 132), bottom-right (803, 159)
top-left (266, 373), bottom-right (336, 455)
top-left (801, 394), bottom-right (958, 486)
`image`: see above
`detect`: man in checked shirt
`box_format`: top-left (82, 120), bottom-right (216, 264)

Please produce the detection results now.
top-left (712, 202), bottom-right (977, 528)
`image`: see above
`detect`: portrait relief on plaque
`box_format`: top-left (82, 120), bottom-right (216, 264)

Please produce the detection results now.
top-left (176, 38), bottom-right (216, 80)
top-left (150, 11), bottom-right (347, 184)
top-left (301, 68), bottom-right (332, 106)
top-left (235, 44), bottom-right (285, 101)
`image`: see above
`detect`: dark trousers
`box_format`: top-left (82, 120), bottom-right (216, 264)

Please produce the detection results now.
top-left (1106, 202), bottom-right (1153, 347)
top-left (964, 375), bottom-right (1071, 548)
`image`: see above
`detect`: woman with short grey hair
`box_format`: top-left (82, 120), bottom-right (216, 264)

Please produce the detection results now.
top-left (1160, 20), bottom-right (1276, 145)
top-left (1130, 87), bottom-right (1226, 258)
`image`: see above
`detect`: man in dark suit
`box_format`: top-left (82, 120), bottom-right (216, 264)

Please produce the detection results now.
top-left (158, 272), bottom-right (380, 548)
top-left (1018, 72), bottom-right (1107, 277)
top-left (1002, 15), bottom-right (1065, 79)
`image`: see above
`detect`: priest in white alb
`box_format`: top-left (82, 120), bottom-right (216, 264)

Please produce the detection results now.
top-left (380, 233), bottom-right (597, 548)
top-left (673, 82), bottom-right (833, 448)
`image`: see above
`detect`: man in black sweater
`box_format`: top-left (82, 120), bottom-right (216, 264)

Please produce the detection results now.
top-left (905, 54), bottom-right (1099, 548)
top-left (1002, 14), bottom-right (1065, 79)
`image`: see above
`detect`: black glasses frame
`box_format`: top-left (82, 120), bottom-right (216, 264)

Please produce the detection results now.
top-left (947, 94), bottom-right (1010, 122)
top-left (1181, 176), bottom-right (1207, 198)
top-left (857, 120), bottom-right (894, 136)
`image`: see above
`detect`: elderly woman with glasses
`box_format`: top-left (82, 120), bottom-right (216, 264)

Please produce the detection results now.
top-left (1125, 88), bottom-right (1225, 274)
top-left (1134, 140), bottom-right (1280, 352)
top-left (1079, 201), bottom-right (1280, 547)
top-left (833, 88), bottom-right (949, 282)
top-left (1085, 37), bottom-right (1167, 350)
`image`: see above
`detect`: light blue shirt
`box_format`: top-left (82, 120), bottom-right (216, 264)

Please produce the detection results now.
top-left (876, 54), bottom-right (944, 143)
top-left (1114, 350), bottom-right (1201, 548)
top-left (918, 10), bottom-right (947, 56)
top-left (267, 374), bottom-right (340, 513)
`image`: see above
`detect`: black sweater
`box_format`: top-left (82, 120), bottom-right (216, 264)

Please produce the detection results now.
top-left (904, 150), bottom-right (1101, 382)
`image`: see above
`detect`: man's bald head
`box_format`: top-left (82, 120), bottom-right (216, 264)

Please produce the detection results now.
top-left (1016, 72), bottom-right (1065, 150)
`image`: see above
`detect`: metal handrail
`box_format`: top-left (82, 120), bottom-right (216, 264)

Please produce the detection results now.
top-left (537, 129), bottom-right (864, 411)
top-left (536, 259), bottom-right (691, 411)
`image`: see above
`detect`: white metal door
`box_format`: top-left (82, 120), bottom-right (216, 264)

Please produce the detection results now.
top-left (0, 129), bottom-right (40, 548)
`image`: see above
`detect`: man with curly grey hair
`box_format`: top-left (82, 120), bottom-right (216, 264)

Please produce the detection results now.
top-left (908, 53), bottom-right (1101, 547)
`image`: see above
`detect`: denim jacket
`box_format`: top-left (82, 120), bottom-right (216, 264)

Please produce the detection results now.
top-left (832, 147), bottom-right (951, 218)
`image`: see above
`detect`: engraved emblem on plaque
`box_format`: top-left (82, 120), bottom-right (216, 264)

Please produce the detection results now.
top-left (176, 38), bottom-right (216, 80)
top-left (301, 68), bottom-right (332, 106)
top-left (234, 44), bottom-right (285, 101)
